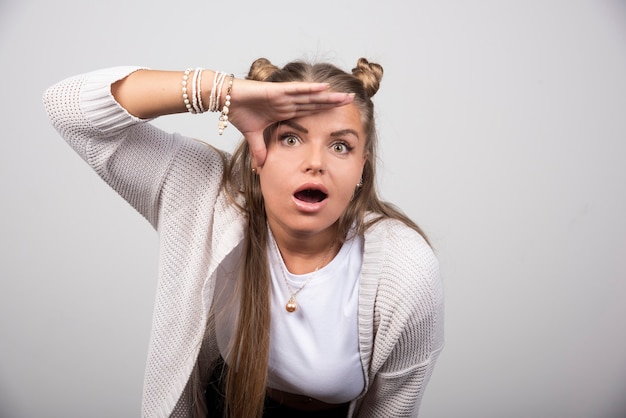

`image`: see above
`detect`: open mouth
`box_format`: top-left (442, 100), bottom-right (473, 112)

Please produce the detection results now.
top-left (294, 188), bottom-right (328, 203)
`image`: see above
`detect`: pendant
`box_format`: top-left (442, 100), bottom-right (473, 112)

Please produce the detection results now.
top-left (286, 295), bottom-right (298, 313)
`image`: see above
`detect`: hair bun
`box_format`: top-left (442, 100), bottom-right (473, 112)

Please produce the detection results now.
top-left (247, 58), bottom-right (281, 81)
top-left (351, 58), bottom-right (383, 98)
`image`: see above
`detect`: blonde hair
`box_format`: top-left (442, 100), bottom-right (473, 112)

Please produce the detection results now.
top-left (199, 57), bottom-right (429, 418)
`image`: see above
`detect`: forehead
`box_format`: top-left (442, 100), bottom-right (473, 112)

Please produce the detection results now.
top-left (281, 103), bottom-right (366, 134)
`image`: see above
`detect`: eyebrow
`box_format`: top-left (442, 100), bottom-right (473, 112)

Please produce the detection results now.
top-left (280, 120), bottom-right (361, 140)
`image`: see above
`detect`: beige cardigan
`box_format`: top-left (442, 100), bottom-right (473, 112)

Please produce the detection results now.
top-left (44, 67), bottom-right (444, 418)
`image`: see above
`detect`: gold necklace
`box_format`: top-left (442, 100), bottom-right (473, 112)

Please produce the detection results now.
top-left (270, 231), bottom-right (336, 313)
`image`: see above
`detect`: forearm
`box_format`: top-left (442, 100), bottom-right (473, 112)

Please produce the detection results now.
top-left (111, 69), bottom-right (223, 119)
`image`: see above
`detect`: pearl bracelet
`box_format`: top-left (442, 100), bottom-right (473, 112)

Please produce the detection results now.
top-left (182, 67), bottom-right (208, 114)
top-left (218, 74), bottom-right (234, 135)
top-left (182, 68), bottom-right (195, 114)
top-left (196, 68), bottom-right (206, 113)
top-left (210, 71), bottom-right (226, 113)
top-left (181, 68), bottom-right (234, 134)
top-left (191, 67), bottom-right (201, 114)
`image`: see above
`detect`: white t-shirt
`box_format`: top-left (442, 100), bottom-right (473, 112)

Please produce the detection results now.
top-left (214, 232), bottom-right (365, 404)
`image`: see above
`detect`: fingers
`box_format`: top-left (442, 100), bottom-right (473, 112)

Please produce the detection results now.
top-left (291, 100), bottom-right (353, 112)
top-left (290, 91), bottom-right (355, 105)
top-left (280, 91), bottom-right (355, 119)
top-left (281, 82), bottom-right (331, 94)
top-left (277, 95), bottom-right (354, 121)
top-left (278, 82), bottom-right (355, 104)
top-left (294, 92), bottom-right (354, 107)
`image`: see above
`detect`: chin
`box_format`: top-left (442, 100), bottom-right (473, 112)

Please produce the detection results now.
top-left (274, 215), bottom-right (339, 236)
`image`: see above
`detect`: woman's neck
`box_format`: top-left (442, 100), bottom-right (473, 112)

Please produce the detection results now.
top-left (268, 221), bottom-right (340, 275)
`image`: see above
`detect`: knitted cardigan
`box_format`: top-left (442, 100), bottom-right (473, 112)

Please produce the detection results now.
top-left (43, 67), bottom-right (444, 418)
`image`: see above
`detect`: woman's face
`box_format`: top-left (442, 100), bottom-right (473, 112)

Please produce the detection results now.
top-left (258, 103), bottom-right (368, 239)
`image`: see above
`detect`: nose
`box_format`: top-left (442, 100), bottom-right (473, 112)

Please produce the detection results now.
top-left (302, 144), bottom-right (326, 174)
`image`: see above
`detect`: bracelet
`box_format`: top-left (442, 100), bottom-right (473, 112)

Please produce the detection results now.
top-left (208, 70), bottom-right (219, 112)
top-left (196, 68), bottom-right (206, 113)
top-left (191, 67), bottom-right (201, 114)
top-left (182, 68), bottom-right (195, 114)
top-left (218, 74), bottom-right (234, 135)
top-left (181, 68), bottom-right (233, 134)
top-left (182, 68), bottom-right (208, 114)
top-left (210, 71), bottom-right (226, 112)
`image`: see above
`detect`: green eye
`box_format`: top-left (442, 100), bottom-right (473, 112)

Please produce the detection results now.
top-left (282, 135), bottom-right (298, 146)
top-left (332, 142), bottom-right (352, 154)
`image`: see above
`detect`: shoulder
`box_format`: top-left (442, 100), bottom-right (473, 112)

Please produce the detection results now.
top-left (364, 217), bottom-right (441, 315)
top-left (364, 217), bottom-right (437, 274)
top-left (361, 217), bottom-right (444, 370)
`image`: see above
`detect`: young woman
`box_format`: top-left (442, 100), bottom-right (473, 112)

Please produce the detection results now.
top-left (44, 57), bottom-right (444, 418)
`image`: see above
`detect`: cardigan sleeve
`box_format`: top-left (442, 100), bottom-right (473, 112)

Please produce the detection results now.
top-left (356, 223), bottom-right (444, 417)
top-left (44, 68), bottom-right (237, 417)
top-left (43, 67), bottom-right (183, 228)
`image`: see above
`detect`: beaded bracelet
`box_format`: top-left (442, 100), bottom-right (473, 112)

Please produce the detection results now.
top-left (182, 68), bottom-right (208, 114)
top-left (210, 72), bottom-right (226, 112)
top-left (181, 69), bottom-right (234, 134)
top-left (182, 68), bottom-right (195, 114)
top-left (191, 67), bottom-right (201, 114)
top-left (218, 74), bottom-right (234, 135)
top-left (196, 68), bottom-right (206, 113)
top-left (208, 70), bottom-right (218, 112)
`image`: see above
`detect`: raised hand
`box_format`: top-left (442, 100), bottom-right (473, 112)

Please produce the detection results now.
top-left (227, 78), bottom-right (354, 166)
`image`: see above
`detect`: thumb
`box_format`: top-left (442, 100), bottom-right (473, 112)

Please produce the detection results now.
top-left (245, 132), bottom-right (267, 168)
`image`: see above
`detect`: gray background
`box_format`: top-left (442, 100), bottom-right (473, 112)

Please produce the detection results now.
top-left (1, 0), bottom-right (625, 417)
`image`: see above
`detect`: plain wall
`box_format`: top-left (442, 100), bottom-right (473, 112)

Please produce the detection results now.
top-left (1, 0), bottom-right (625, 417)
